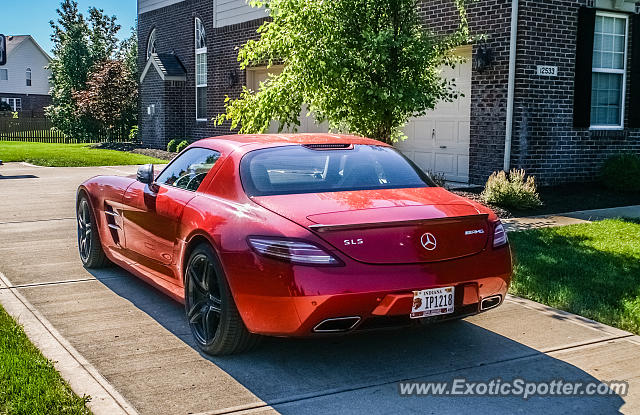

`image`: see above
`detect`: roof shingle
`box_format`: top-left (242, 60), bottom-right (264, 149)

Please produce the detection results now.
top-left (152, 53), bottom-right (186, 77)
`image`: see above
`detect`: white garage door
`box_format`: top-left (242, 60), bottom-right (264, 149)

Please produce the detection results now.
top-left (247, 46), bottom-right (472, 183)
top-left (396, 46), bottom-right (472, 183)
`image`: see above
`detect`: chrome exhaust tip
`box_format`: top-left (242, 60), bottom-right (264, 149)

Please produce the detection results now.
top-left (313, 316), bottom-right (361, 333)
top-left (481, 295), bottom-right (502, 311)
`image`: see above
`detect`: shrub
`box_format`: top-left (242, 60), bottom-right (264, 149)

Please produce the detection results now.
top-left (167, 139), bottom-right (179, 152)
top-left (0, 101), bottom-right (11, 112)
top-left (427, 171), bottom-right (447, 188)
top-left (176, 140), bottom-right (189, 153)
top-left (601, 153), bottom-right (640, 192)
top-left (129, 125), bottom-right (139, 142)
top-left (481, 169), bottom-right (542, 210)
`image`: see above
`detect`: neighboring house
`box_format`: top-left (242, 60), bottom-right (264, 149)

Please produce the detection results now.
top-left (137, 0), bottom-right (640, 185)
top-left (0, 35), bottom-right (52, 114)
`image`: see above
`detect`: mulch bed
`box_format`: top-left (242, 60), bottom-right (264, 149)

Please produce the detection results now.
top-left (452, 183), bottom-right (640, 219)
top-left (90, 142), bottom-right (176, 161)
top-left (130, 148), bottom-right (176, 160)
top-left (450, 188), bottom-right (513, 218)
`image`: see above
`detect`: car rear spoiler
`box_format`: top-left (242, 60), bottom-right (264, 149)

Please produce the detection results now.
top-left (308, 213), bottom-right (490, 233)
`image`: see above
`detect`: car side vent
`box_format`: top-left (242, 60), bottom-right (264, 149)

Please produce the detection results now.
top-left (104, 204), bottom-right (121, 246)
top-left (303, 143), bottom-right (353, 150)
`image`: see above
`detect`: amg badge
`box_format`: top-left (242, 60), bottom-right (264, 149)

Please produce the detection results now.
top-left (465, 229), bottom-right (485, 235)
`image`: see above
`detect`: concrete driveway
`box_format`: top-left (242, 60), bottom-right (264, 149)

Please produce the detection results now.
top-left (1, 162), bottom-right (639, 414)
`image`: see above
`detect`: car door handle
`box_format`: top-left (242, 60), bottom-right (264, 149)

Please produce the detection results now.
top-left (440, 146), bottom-right (447, 149)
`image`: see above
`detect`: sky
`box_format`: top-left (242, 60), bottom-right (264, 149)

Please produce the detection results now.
top-left (0, 0), bottom-right (137, 54)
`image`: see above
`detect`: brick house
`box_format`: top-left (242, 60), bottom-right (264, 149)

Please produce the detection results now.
top-left (137, 0), bottom-right (640, 185)
top-left (0, 35), bottom-right (52, 115)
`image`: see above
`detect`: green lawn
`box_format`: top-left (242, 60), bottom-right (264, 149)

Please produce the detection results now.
top-left (509, 219), bottom-right (640, 334)
top-left (0, 307), bottom-right (90, 415)
top-left (0, 141), bottom-right (166, 167)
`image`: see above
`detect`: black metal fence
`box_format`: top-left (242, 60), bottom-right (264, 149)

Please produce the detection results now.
top-left (0, 116), bottom-right (129, 143)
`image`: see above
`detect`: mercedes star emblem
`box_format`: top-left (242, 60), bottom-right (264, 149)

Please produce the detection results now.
top-left (421, 232), bottom-right (437, 251)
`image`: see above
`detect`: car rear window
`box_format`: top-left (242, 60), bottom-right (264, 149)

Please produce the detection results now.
top-left (240, 145), bottom-right (434, 196)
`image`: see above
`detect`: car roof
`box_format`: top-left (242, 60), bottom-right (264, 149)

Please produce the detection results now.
top-left (197, 133), bottom-right (388, 148)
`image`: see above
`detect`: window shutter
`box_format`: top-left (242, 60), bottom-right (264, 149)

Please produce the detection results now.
top-left (573, 7), bottom-right (596, 128)
top-left (629, 13), bottom-right (640, 129)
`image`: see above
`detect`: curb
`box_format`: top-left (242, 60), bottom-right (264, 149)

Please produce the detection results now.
top-left (0, 272), bottom-right (138, 415)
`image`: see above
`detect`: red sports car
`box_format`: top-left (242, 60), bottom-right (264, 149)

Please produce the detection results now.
top-left (77, 134), bottom-right (512, 355)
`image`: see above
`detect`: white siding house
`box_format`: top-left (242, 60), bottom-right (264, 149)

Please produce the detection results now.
top-left (138, 0), bottom-right (268, 28)
top-left (138, 0), bottom-right (185, 14)
top-left (0, 35), bottom-right (52, 112)
top-left (214, 0), bottom-right (268, 27)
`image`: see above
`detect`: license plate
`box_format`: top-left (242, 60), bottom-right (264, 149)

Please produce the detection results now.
top-left (410, 286), bottom-right (455, 319)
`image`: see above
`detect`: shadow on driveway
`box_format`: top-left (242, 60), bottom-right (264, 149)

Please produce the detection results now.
top-left (0, 174), bottom-right (39, 180)
top-left (88, 267), bottom-right (627, 414)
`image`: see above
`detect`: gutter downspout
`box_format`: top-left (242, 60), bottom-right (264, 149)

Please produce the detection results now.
top-left (504, 0), bottom-right (519, 172)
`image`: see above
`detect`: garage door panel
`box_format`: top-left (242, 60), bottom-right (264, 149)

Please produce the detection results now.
top-left (458, 155), bottom-right (470, 179)
top-left (457, 121), bottom-right (470, 145)
top-left (413, 152), bottom-right (434, 172)
top-left (401, 120), bottom-right (434, 150)
top-left (458, 91), bottom-right (472, 114)
top-left (435, 121), bottom-right (458, 144)
top-left (431, 100), bottom-right (458, 116)
top-left (440, 67), bottom-right (457, 80)
top-left (434, 153), bottom-right (469, 182)
top-left (401, 121), bottom-right (416, 141)
top-left (434, 153), bottom-right (456, 176)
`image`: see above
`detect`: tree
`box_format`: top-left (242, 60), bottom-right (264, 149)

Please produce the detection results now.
top-left (46, 0), bottom-right (122, 140)
top-left (47, 0), bottom-right (92, 138)
top-left (87, 7), bottom-right (121, 63)
top-left (118, 25), bottom-right (139, 78)
top-left (73, 60), bottom-right (138, 136)
top-left (216, 0), bottom-right (475, 143)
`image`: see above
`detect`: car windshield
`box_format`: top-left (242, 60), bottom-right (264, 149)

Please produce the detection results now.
top-left (241, 145), bottom-right (434, 196)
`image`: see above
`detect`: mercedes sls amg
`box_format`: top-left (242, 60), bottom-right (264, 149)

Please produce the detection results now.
top-left (77, 134), bottom-right (512, 355)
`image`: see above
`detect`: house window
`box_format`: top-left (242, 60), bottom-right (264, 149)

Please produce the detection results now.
top-left (0, 69), bottom-right (7, 81)
top-left (1, 98), bottom-right (22, 111)
top-left (26, 68), bottom-right (32, 86)
top-left (147, 28), bottom-right (157, 60)
top-left (590, 12), bottom-right (628, 129)
top-left (195, 18), bottom-right (207, 121)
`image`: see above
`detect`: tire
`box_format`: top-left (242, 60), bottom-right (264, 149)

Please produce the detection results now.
top-left (184, 244), bottom-right (261, 355)
top-left (77, 194), bottom-right (109, 269)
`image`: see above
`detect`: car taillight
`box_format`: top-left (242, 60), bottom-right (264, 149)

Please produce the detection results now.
top-left (247, 237), bottom-right (343, 266)
top-left (493, 222), bottom-right (508, 248)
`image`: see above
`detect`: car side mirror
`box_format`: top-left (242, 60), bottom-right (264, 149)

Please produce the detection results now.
top-left (137, 164), bottom-right (154, 185)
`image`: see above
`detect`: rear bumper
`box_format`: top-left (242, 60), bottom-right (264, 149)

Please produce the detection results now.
top-left (238, 277), bottom-right (508, 336)
top-left (233, 247), bottom-right (512, 336)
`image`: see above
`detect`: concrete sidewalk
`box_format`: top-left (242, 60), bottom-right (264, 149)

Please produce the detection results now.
top-left (1, 162), bottom-right (640, 414)
top-left (502, 205), bottom-right (640, 232)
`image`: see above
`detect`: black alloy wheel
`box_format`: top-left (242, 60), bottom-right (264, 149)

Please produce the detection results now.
top-left (186, 252), bottom-right (223, 344)
top-left (76, 195), bottom-right (109, 268)
top-left (184, 244), bottom-right (260, 355)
